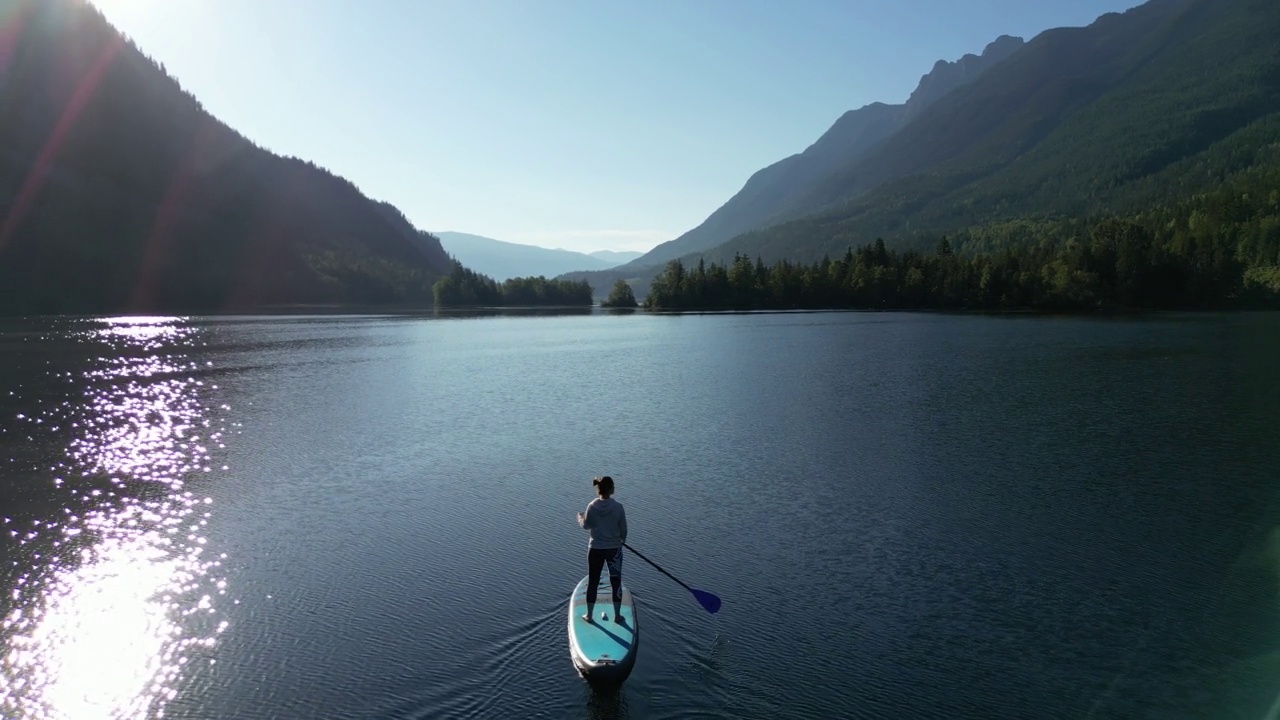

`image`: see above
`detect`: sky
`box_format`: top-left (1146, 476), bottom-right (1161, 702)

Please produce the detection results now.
top-left (90, 0), bottom-right (1144, 254)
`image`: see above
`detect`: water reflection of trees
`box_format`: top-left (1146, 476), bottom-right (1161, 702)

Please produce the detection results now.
top-left (431, 306), bottom-right (596, 320)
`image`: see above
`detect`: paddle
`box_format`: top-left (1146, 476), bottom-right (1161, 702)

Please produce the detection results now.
top-left (623, 543), bottom-right (721, 614)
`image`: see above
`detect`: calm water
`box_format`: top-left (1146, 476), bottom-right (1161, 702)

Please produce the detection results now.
top-left (0, 310), bottom-right (1278, 719)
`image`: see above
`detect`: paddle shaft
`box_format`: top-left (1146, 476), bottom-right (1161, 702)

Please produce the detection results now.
top-left (623, 543), bottom-right (695, 593)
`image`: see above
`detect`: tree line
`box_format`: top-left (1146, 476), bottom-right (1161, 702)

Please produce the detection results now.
top-left (644, 217), bottom-right (1280, 312)
top-left (433, 262), bottom-right (594, 307)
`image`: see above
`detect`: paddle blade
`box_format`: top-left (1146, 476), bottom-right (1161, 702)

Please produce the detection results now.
top-left (691, 588), bottom-right (722, 614)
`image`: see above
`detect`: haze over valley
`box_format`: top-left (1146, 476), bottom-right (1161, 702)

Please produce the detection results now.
top-left (434, 232), bottom-right (642, 282)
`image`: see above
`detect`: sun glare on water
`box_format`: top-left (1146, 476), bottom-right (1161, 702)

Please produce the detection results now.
top-left (4, 529), bottom-right (206, 719)
top-left (0, 317), bottom-right (231, 719)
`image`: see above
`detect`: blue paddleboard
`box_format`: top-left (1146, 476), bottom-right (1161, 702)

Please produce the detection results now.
top-left (567, 574), bottom-right (639, 682)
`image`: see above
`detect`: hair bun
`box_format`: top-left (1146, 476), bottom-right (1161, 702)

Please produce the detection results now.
top-left (592, 478), bottom-right (601, 487)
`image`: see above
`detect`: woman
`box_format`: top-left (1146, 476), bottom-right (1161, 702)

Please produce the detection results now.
top-left (576, 475), bottom-right (628, 624)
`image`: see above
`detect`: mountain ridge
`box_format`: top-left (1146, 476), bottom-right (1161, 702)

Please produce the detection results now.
top-left (559, 0), bottom-right (1279, 300)
top-left (613, 32), bottom-right (1028, 273)
top-left (699, 0), bottom-right (1277, 264)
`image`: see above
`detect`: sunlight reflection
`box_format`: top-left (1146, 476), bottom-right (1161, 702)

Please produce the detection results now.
top-left (2, 524), bottom-right (220, 719)
top-left (94, 316), bottom-right (189, 345)
top-left (0, 316), bottom-right (229, 719)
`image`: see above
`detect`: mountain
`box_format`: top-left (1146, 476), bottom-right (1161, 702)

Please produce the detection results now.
top-left (0, 0), bottom-right (453, 315)
top-left (615, 35), bottom-right (1026, 273)
top-left (563, 0), bottom-right (1280, 303)
top-left (701, 0), bottom-right (1280, 264)
top-left (587, 250), bottom-right (643, 265)
top-left (435, 232), bottom-right (637, 280)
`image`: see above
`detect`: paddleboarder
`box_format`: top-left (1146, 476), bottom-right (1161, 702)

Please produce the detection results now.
top-left (576, 475), bottom-right (627, 624)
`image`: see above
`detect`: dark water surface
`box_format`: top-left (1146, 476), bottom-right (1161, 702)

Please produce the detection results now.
top-left (0, 311), bottom-right (1277, 719)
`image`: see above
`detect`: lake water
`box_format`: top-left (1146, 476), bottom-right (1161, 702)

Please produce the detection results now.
top-left (0, 310), bottom-right (1278, 720)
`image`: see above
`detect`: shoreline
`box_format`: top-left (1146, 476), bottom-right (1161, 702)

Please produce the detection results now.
top-left (1, 304), bottom-right (1274, 323)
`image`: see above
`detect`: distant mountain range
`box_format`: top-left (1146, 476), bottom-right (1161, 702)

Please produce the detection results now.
top-left (0, 0), bottom-right (452, 314)
top-left (586, 249), bottom-right (644, 265)
top-left (561, 0), bottom-right (1280, 299)
top-left (435, 232), bottom-right (641, 281)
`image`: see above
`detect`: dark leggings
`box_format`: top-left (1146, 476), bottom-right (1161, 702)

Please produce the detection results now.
top-left (586, 547), bottom-right (622, 606)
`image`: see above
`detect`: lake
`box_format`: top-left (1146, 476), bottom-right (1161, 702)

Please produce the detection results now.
top-left (1, 310), bottom-right (1278, 719)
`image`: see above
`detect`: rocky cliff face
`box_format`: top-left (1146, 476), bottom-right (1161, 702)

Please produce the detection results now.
top-left (903, 35), bottom-right (1025, 120)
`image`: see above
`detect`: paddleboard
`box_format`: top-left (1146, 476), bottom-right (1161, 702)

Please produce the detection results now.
top-left (567, 574), bottom-right (639, 682)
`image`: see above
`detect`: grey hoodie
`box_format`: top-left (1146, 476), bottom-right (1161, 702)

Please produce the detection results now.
top-left (579, 497), bottom-right (627, 550)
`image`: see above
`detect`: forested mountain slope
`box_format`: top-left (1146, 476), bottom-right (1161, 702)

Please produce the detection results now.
top-left (0, 0), bottom-right (453, 314)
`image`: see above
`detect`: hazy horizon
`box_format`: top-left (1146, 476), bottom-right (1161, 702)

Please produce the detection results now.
top-left (90, 0), bottom-right (1143, 254)
top-left (433, 230), bottom-right (645, 259)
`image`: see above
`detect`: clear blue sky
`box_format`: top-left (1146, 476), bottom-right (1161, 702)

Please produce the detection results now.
top-left (91, 0), bottom-right (1142, 254)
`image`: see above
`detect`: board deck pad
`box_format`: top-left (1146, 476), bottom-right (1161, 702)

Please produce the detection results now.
top-left (567, 574), bottom-right (638, 680)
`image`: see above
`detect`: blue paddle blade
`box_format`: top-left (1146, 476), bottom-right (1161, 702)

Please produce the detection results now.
top-left (691, 588), bottom-right (722, 614)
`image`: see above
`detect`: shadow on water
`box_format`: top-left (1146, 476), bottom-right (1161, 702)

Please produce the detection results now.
top-left (583, 681), bottom-right (630, 720)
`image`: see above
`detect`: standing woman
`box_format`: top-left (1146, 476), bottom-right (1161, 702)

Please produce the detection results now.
top-left (577, 475), bottom-right (628, 623)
